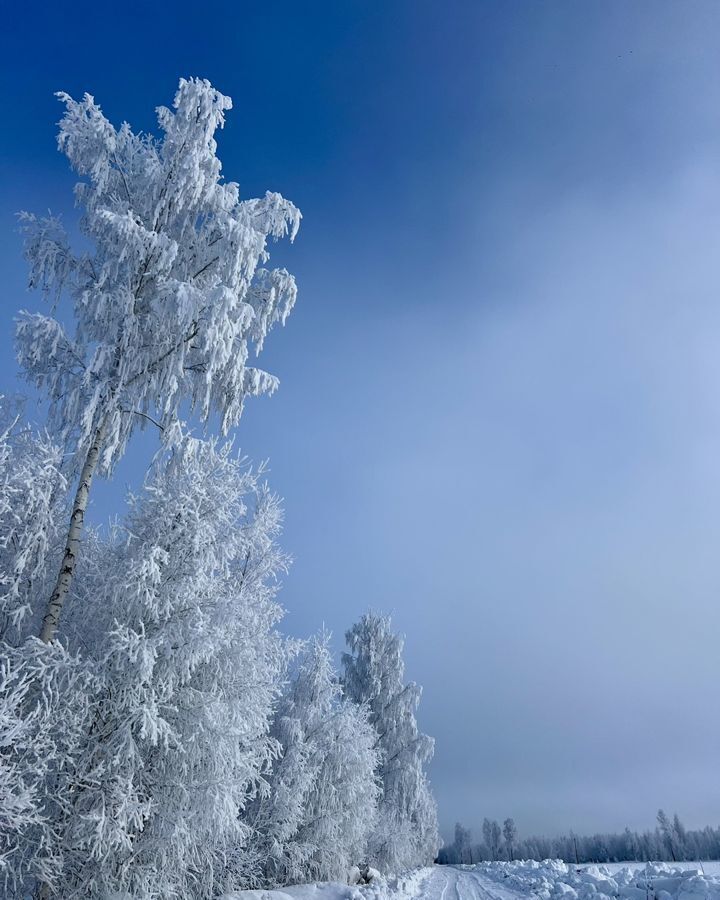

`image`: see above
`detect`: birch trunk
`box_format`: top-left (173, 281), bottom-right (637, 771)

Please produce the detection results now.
top-left (39, 424), bottom-right (105, 643)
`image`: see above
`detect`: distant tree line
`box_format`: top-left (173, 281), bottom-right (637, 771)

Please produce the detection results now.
top-left (438, 811), bottom-right (720, 864)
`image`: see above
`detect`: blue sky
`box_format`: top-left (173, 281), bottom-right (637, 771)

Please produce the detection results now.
top-left (3, 1), bottom-right (720, 840)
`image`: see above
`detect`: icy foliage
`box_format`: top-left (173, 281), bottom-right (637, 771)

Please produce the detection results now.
top-left (0, 402), bottom-right (66, 643)
top-left (0, 639), bottom-right (92, 896)
top-left (342, 614), bottom-right (440, 872)
top-left (0, 77), bottom-right (443, 897)
top-left (52, 436), bottom-right (289, 899)
top-left (251, 633), bottom-right (380, 886)
top-left (18, 78), bottom-right (300, 474)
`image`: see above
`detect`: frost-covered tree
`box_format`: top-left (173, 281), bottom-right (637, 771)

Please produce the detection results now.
top-left (0, 401), bottom-right (66, 645)
top-left (342, 613), bottom-right (439, 872)
top-left (0, 401), bottom-right (84, 896)
top-left (490, 820), bottom-right (502, 860)
top-left (17, 78), bottom-right (301, 642)
top-left (306, 679), bottom-right (380, 880)
top-left (503, 818), bottom-right (517, 861)
top-left (0, 639), bottom-right (91, 897)
top-left (453, 823), bottom-right (473, 864)
top-left (413, 778), bottom-right (441, 865)
top-left (51, 436), bottom-right (288, 899)
top-left (672, 813), bottom-right (688, 861)
top-left (623, 827), bottom-right (640, 862)
top-left (482, 818), bottom-right (492, 856)
top-left (657, 809), bottom-right (678, 862)
top-left (251, 632), bottom-right (379, 886)
top-left (440, 814), bottom-right (720, 866)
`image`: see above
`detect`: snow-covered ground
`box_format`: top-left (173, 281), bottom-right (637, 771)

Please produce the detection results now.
top-left (225, 863), bottom-right (720, 900)
top-left (459, 860), bottom-right (720, 900)
top-left (601, 864), bottom-right (720, 877)
top-left (223, 868), bottom-right (433, 900)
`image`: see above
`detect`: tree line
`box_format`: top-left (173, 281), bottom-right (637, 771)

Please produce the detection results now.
top-left (438, 811), bottom-right (720, 865)
top-left (0, 79), bottom-right (439, 899)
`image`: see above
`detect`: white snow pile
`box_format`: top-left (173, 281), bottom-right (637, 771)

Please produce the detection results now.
top-left (222, 867), bottom-right (432, 900)
top-left (467, 860), bottom-right (720, 900)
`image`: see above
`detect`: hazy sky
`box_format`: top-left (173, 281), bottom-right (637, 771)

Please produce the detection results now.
top-left (3, 1), bottom-right (720, 841)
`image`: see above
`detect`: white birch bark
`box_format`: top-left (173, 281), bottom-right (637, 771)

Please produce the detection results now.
top-left (39, 424), bottom-right (104, 643)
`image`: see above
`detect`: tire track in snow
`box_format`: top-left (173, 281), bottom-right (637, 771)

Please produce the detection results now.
top-left (414, 866), bottom-right (532, 900)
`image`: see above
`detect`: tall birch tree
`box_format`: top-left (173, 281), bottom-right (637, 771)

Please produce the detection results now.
top-left (17, 77), bottom-right (301, 642)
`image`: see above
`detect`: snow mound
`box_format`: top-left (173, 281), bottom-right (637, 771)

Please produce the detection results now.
top-left (222, 867), bottom-right (433, 900)
top-left (466, 861), bottom-right (720, 900)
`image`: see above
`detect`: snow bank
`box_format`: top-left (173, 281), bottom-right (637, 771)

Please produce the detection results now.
top-left (222, 867), bottom-right (433, 900)
top-left (465, 860), bottom-right (720, 900)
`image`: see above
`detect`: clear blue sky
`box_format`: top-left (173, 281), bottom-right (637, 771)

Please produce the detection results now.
top-left (3, 1), bottom-right (720, 840)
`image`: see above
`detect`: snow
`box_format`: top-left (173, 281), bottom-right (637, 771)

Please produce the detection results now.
top-left (222, 868), bottom-right (433, 900)
top-left (221, 863), bottom-right (720, 900)
top-left (602, 865), bottom-right (720, 877)
top-left (459, 859), bottom-right (720, 900)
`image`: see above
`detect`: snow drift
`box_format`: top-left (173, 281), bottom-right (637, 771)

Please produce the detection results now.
top-left (463, 860), bottom-right (720, 900)
top-left (222, 867), bottom-right (432, 900)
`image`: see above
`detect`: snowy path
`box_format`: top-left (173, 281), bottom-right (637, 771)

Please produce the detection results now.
top-left (417, 866), bottom-right (531, 900)
top-left (224, 866), bottom-right (532, 900)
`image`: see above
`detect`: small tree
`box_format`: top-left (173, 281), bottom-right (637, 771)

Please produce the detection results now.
top-left (342, 613), bottom-right (440, 871)
top-left (251, 632), bottom-right (379, 886)
top-left (482, 818), bottom-right (493, 858)
top-left (503, 818), bottom-right (517, 861)
top-left (622, 827), bottom-right (640, 862)
top-left (672, 813), bottom-right (688, 861)
top-left (657, 809), bottom-right (677, 862)
top-left (18, 78), bottom-right (301, 642)
top-left (455, 823), bottom-right (473, 864)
